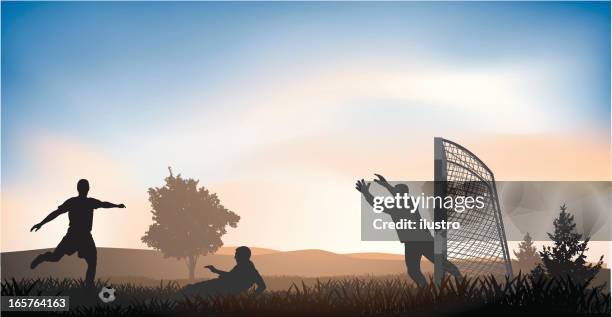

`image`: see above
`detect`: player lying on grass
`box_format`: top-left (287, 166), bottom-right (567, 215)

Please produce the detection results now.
top-left (356, 174), bottom-right (462, 287)
top-left (181, 246), bottom-right (266, 297)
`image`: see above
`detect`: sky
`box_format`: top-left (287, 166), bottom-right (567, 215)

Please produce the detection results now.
top-left (2, 2), bottom-right (611, 260)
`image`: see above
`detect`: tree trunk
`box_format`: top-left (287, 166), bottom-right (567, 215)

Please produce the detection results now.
top-left (186, 255), bottom-right (198, 280)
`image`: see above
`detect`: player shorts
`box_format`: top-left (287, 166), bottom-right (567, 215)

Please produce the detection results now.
top-left (54, 231), bottom-right (97, 261)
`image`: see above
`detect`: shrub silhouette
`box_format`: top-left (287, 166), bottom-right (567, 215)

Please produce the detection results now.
top-left (536, 204), bottom-right (603, 285)
top-left (514, 232), bottom-right (540, 273)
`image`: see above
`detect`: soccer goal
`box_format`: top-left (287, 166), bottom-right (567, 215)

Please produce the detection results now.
top-left (434, 137), bottom-right (513, 284)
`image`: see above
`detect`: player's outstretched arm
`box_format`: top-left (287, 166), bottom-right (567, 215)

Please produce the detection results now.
top-left (373, 173), bottom-right (396, 195)
top-left (356, 179), bottom-right (375, 207)
top-left (30, 209), bottom-right (65, 232)
top-left (253, 270), bottom-right (267, 295)
top-left (98, 202), bottom-right (126, 209)
top-left (204, 265), bottom-right (227, 276)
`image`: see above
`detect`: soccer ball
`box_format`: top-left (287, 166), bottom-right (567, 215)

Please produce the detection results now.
top-left (98, 285), bottom-right (116, 303)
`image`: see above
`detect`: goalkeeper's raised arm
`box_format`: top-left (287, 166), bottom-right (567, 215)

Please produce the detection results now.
top-left (373, 173), bottom-right (396, 195)
top-left (355, 179), bottom-right (375, 207)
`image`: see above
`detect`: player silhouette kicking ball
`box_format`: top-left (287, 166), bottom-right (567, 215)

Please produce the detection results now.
top-left (181, 246), bottom-right (266, 297)
top-left (30, 179), bottom-right (126, 287)
top-left (356, 174), bottom-right (461, 287)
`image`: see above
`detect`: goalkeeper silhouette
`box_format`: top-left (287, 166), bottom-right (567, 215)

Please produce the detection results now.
top-left (356, 174), bottom-right (461, 287)
top-left (30, 179), bottom-right (126, 287)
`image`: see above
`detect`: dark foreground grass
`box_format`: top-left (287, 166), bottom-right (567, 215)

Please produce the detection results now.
top-left (2, 274), bottom-right (610, 316)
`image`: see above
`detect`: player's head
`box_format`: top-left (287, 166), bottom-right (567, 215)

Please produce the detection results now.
top-left (235, 246), bottom-right (251, 263)
top-left (77, 179), bottom-right (89, 197)
top-left (394, 183), bottom-right (409, 194)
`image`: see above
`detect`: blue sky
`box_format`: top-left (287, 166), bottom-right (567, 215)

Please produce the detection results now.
top-left (2, 2), bottom-right (610, 253)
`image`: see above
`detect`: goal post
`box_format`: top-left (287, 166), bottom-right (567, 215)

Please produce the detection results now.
top-left (433, 138), bottom-right (448, 286)
top-left (433, 137), bottom-right (513, 285)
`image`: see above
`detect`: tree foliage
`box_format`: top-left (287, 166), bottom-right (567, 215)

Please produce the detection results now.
top-left (514, 232), bottom-right (540, 273)
top-left (536, 204), bottom-right (603, 285)
top-left (142, 167), bottom-right (240, 279)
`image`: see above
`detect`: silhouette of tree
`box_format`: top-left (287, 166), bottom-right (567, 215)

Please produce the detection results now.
top-left (537, 204), bottom-right (603, 284)
top-left (514, 232), bottom-right (540, 273)
top-left (142, 167), bottom-right (240, 280)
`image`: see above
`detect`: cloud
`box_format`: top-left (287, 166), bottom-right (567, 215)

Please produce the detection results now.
top-left (150, 57), bottom-right (587, 168)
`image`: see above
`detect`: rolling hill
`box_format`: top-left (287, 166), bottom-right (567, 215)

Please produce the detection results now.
top-left (1, 247), bottom-right (417, 280)
top-left (2, 247), bottom-right (607, 291)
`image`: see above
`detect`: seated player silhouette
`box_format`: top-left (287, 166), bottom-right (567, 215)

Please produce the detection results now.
top-left (181, 246), bottom-right (266, 297)
top-left (29, 179), bottom-right (126, 287)
top-left (356, 174), bottom-right (461, 287)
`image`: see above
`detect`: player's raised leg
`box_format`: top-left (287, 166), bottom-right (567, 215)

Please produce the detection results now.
top-left (30, 236), bottom-right (71, 269)
top-left (422, 241), bottom-right (462, 281)
top-left (444, 259), bottom-right (462, 281)
top-left (30, 250), bottom-right (64, 269)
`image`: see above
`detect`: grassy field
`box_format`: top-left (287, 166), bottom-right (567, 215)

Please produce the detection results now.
top-left (2, 274), bottom-right (610, 316)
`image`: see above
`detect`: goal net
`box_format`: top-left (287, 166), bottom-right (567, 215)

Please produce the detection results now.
top-left (434, 138), bottom-right (513, 283)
